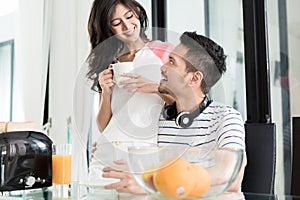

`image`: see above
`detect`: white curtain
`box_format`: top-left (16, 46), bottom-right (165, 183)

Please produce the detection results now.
top-left (49, 0), bottom-right (93, 182)
top-left (12, 0), bottom-right (52, 126)
top-left (13, 0), bottom-right (93, 182)
top-left (72, 64), bottom-right (94, 182)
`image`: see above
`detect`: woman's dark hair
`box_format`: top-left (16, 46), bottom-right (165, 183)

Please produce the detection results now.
top-left (180, 31), bottom-right (227, 94)
top-left (86, 0), bottom-right (149, 92)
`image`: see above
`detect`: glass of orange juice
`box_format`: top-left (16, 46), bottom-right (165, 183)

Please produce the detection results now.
top-left (52, 144), bottom-right (72, 198)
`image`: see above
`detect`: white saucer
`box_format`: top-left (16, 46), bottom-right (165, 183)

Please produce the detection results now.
top-left (80, 178), bottom-right (119, 189)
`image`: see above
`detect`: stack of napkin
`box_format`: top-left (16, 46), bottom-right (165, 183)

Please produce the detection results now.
top-left (0, 121), bottom-right (37, 133)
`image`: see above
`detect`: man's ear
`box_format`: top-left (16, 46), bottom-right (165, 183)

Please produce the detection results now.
top-left (188, 71), bottom-right (203, 86)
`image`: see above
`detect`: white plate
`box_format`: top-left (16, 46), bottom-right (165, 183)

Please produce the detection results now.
top-left (80, 179), bottom-right (119, 189)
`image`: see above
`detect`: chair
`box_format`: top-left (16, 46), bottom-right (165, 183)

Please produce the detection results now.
top-left (291, 117), bottom-right (300, 195)
top-left (242, 123), bottom-right (276, 194)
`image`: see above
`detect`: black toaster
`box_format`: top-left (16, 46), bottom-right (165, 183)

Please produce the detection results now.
top-left (0, 131), bottom-right (53, 191)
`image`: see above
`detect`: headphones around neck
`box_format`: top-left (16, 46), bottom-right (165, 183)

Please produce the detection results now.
top-left (162, 96), bottom-right (212, 128)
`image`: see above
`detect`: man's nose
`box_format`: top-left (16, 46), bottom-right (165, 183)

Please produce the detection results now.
top-left (160, 64), bottom-right (166, 72)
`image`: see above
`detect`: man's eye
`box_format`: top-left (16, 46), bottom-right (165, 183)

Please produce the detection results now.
top-left (169, 60), bottom-right (174, 65)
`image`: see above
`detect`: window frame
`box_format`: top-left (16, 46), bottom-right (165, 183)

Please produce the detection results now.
top-left (0, 39), bottom-right (14, 121)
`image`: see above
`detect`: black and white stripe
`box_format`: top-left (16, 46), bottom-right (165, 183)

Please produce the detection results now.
top-left (158, 101), bottom-right (245, 149)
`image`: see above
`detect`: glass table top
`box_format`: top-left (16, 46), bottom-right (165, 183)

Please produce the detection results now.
top-left (0, 184), bottom-right (300, 200)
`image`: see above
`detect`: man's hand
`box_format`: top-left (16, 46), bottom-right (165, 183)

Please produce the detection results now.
top-left (102, 160), bottom-right (146, 194)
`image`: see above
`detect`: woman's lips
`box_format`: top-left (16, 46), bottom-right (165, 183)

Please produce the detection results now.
top-left (123, 27), bottom-right (135, 36)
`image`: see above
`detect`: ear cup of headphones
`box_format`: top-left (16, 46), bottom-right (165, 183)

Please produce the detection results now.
top-left (175, 97), bottom-right (212, 128)
top-left (175, 112), bottom-right (192, 128)
top-left (162, 103), bottom-right (178, 120)
top-left (163, 96), bottom-right (212, 128)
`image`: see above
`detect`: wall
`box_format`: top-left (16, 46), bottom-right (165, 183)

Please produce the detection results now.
top-left (288, 0), bottom-right (300, 117)
top-left (0, 13), bottom-right (15, 43)
top-left (167, 0), bottom-right (205, 35)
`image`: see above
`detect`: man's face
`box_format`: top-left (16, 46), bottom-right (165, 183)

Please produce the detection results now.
top-left (158, 44), bottom-right (192, 97)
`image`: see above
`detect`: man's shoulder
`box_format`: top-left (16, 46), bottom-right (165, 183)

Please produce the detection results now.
top-left (208, 101), bottom-right (242, 116)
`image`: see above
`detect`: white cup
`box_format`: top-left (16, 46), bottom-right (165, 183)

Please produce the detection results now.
top-left (111, 62), bottom-right (134, 87)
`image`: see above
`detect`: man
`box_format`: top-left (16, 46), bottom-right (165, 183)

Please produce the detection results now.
top-left (157, 32), bottom-right (245, 150)
top-left (103, 31), bottom-right (246, 193)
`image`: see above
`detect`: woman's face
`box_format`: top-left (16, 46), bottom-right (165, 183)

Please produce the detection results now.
top-left (110, 3), bottom-right (141, 44)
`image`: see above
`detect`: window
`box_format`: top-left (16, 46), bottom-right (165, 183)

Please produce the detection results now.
top-left (0, 40), bottom-right (14, 121)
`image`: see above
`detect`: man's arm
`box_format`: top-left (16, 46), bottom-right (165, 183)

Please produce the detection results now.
top-left (217, 109), bottom-right (246, 192)
top-left (227, 153), bottom-right (247, 192)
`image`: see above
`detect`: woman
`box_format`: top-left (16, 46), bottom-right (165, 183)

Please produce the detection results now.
top-left (86, 0), bottom-right (173, 186)
top-left (87, 0), bottom-right (173, 142)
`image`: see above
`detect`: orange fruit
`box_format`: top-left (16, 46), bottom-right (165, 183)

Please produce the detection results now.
top-left (153, 157), bottom-right (196, 199)
top-left (188, 164), bottom-right (211, 197)
top-left (142, 167), bottom-right (156, 190)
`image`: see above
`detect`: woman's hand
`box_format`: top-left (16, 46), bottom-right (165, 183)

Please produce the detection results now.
top-left (119, 73), bottom-right (175, 105)
top-left (102, 160), bottom-right (146, 194)
top-left (119, 73), bottom-right (159, 93)
top-left (98, 66), bottom-right (115, 95)
top-left (89, 141), bottom-right (97, 163)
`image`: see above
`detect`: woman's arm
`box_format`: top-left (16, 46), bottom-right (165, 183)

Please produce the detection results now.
top-left (96, 92), bottom-right (112, 132)
top-left (119, 74), bottom-right (174, 105)
top-left (96, 68), bottom-right (114, 132)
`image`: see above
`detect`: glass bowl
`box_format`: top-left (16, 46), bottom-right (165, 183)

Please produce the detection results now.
top-left (127, 146), bottom-right (243, 199)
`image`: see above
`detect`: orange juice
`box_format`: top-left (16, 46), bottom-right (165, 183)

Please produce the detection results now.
top-left (52, 155), bottom-right (72, 184)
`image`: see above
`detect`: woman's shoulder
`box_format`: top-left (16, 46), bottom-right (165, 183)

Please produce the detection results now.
top-left (146, 40), bottom-right (174, 63)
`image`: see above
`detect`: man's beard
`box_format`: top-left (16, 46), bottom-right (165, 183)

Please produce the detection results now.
top-left (158, 83), bottom-right (169, 94)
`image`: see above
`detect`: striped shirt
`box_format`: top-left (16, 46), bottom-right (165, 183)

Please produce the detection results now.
top-left (158, 101), bottom-right (245, 150)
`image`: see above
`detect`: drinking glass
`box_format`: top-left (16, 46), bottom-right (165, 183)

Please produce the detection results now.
top-left (52, 144), bottom-right (72, 198)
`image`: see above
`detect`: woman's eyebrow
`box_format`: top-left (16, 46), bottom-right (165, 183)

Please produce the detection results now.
top-left (123, 10), bottom-right (132, 16)
top-left (111, 10), bottom-right (132, 22)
